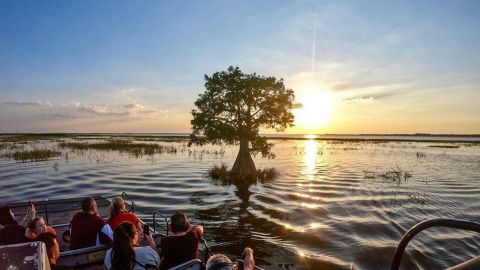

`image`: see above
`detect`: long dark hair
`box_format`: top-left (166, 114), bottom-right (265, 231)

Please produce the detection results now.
top-left (111, 221), bottom-right (136, 270)
top-left (0, 206), bottom-right (17, 225)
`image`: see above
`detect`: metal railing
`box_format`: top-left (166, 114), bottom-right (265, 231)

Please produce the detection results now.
top-left (152, 211), bottom-right (169, 235)
top-left (391, 218), bottom-right (480, 270)
top-left (121, 192), bottom-right (135, 213)
top-left (6, 193), bottom-right (168, 233)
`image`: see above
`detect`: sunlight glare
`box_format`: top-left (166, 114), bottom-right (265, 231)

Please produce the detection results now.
top-left (303, 140), bottom-right (318, 176)
top-left (295, 90), bottom-right (337, 129)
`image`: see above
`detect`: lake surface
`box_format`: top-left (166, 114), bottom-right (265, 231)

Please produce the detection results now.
top-left (1, 137), bottom-right (479, 269)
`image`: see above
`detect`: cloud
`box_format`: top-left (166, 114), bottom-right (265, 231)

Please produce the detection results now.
top-left (77, 105), bottom-right (108, 114)
top-left (342, 96), bottom-right (374, 104)
top-left (1, 99), bottom-right (164, 126)
top-left (3, 101), bottom-right (52, 106)
top-left (137, 109), bottom-right (155, 114)
top-left (124, 103), bottom-right (145, 110)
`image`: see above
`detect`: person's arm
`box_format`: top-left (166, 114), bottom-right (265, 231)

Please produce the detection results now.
top-left (242, 247), bottom-right (255, 270)
top-left (19, 203), bottom-right (36, 227)
top-left (188, 224), bottom-right (204, 237)
top-left (144, 233), bottom-right (157, 253)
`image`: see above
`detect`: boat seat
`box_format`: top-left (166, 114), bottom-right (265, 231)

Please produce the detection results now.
top-left (52, 223), bottom-right (71, 251)
top-left (0, 241), bottom-right (50, 270)
top-left (169, 259), bottom-right (205, 270)
top-left (446, 256), bottom-right (480, 270)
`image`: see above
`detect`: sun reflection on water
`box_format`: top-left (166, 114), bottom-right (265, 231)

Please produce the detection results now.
top-left (303, 139), bottom-right (318, 177)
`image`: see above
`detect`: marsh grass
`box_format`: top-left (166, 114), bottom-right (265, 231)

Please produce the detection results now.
top-left (428, 144), bottom-right (460, 149)
top-left (0, 134), bottom-right (70, 143)
top-left (208, 163), bottom-right (280, 183)
top-left (3, 149), bottom-right (61, 162)
top-left (416, 152), bottom-right (427, 157)
top-left (59, 139), bottom-right (177, 157)
top-left (208, 163), bottom-right (230, 180)
top-left (136, 137), bottom-right (189, 142)
top-left (363, 166), bottom-right (412, 182)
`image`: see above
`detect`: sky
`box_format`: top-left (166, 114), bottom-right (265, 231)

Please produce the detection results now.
top-left (1, 0), bottom-right (479, 134)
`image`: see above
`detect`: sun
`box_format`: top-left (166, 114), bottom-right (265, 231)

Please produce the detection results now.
top-left (294, 90), bottom-right (336, 129)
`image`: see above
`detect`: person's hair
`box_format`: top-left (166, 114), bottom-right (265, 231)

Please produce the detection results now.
top-left (81, 197), bottom-right (95, 213)
top-left (109, 197), bottom-right (125, 221)
top-left (170, 212), bottom-right (188, 233)
top-left (27, 217), bottom-right (43, 231)
top-left (37, 232), bottom-right (58, 264)
top-left (111, 221), bottom-right (136, 270)
top-left (206, 254), bottom-right (237, 270)
top-left (0, 206), bottom-right (17, 225)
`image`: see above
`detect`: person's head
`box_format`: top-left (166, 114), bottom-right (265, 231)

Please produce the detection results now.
top-left (0, 206), bottom-right (17, 225)
top-left (81, 197), bottom-right (97, 214)
top-left (37, 232), bottom-right (60, 266)
top-left (112, 221), bottom-right (137, 270)
top-left (28, 217), bottom-right (47, 235)
top-left (206, 254), bottom-right (237, 270)
top-left (170, 211), bottom-right (189, 233)
top-left (109, 196), bottom-right (125, 220)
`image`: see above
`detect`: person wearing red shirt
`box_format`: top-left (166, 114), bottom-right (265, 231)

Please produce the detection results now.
top-left (70, 197), bottom-right (113, 250)
top-left (159, 212), bottom-right (204, 270)
top-left (107, 196), bottom-right (141, 231)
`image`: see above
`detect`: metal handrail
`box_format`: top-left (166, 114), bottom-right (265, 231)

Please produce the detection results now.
top-left (200, 237), bottom-right (212, 263)
top-left (152, 211), bottom-right (169, 235)
top-left (121, 192), bottom-right (135, 213)
top-left (7, 195), bottom-right (111, 224)
top-left (391, 218), bottom-right (480, 270)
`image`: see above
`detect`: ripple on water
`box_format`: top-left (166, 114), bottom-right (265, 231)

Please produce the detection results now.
top-left (1, 140), bottom-right (480, 269)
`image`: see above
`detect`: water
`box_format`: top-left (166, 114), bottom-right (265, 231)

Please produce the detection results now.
top-left (1, 137), bottom-right (479, 269)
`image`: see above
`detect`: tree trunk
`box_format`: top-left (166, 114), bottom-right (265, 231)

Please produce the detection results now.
top-left (231, 139), bottom-right (257, 179)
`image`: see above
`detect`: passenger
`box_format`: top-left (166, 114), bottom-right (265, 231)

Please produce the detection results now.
top-left (0, 202), bottom-right (36, 227)
top-left (37, 232), bottom-right (72, 270)
top-left (70, 197), bottom-right (113, 249)
top-left (107, 196), bottom-right (141, 231)
top-left (0, 221), bottom-right (29, 245)
top-left (26, 217), bottom-right (57, 240)
top-left (104, 221), bottom-right (159, 270)
top-left (0, 204), bottom-right (36, 245)
top-left (206, 247), bottom-right (255, 270)
top-left (159, 212), bottom-right (204, 270)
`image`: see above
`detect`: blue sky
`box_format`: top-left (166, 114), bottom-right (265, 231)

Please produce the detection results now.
top-left (1, 1), bottom-right (479, 133)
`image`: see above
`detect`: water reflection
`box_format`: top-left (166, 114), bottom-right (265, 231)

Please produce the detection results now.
top-left (302, 140), bottom-right (320, 182)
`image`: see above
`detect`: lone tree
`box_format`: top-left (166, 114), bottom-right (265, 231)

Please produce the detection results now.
top-left (190, 66), bottom-right (295, 178)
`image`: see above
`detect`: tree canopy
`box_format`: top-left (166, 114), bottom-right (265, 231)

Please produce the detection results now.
top-left (190, 66), bottom-right (295, 160)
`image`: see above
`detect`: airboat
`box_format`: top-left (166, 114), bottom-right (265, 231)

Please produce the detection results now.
top-left (0, 193), bottom-right (210, 270)
top-left (1, 193), bottom-right (479, 270)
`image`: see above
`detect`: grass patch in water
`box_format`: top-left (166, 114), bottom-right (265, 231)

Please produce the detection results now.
top-left (363, 166), bottom-right (412, 182)
top-left (0, 134), bottom-right (70, 143)
top-left (59, 139), bottom-right (177, 156)
top-left (3, 149), bottom-right (61, 162)
top-left (208, 163), bottom-right (280, 183)
top-left (428, 144), bottom-right (460, 148)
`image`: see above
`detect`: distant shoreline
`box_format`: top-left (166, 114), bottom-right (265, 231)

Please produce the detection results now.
top-left (1, 132), bottom-right (480, 136)
top-left (1, 133), bottom-right (480, 143)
